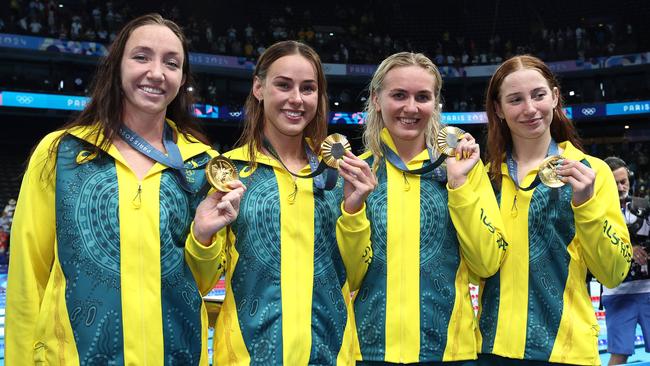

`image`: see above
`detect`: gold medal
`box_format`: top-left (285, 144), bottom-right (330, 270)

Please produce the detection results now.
top-left (321, 133), bottom-right (351, 168)
top-left (205, 155), bottom-right (239, 192)
top-left (538, 155), bottom-right (565, 188)
top-left (436, 126), bottom-right (466, 156)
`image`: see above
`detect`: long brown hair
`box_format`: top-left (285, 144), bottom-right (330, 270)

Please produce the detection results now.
top-left (485, 55), bottom-right (583, 190)
top-left (236, 40), bottom-right (329, 166)
top-left (51, 13), bottom-right (207, 159)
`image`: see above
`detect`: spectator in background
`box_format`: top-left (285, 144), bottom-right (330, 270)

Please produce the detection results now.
top-left (602, 156), bottom-right (650, 365)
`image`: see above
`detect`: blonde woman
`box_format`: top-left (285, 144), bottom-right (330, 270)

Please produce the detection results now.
top-left (353, 52), bottom-right (507, 365)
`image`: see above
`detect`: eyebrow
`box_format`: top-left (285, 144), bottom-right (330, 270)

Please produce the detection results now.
top-left (504, 87), bottom-right (548, 98)
top-left (389, 88), bottom-right (433, 94)
top-left (273, 75), bottom-right (317, 83)
top-left (128, 46), bottom-right (182, 57)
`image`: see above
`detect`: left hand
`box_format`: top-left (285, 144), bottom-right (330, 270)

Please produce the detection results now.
top-left (338, 151), bottom-right (377, 214)
top-left (445, 132), bottom-right (480, 189)
top-left (555, 158), bottom-right (595, 206)
top-left (193, 180), bottom-right (247, 246)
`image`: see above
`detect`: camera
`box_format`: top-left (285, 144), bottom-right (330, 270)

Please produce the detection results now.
top-left (624, 196), bottom-right (650, 282)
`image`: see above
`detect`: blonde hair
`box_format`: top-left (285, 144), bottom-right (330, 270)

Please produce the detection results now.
top-left (362, 52), bottom-right (443, 170)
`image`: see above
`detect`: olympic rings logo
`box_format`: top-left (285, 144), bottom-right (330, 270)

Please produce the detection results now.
top-left (15, 96), bottom-right (34, 104)
top-left (581, 107), bottom-right (596, 116)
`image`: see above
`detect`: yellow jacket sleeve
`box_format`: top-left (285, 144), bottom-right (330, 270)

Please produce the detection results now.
top-left (447, 162), bottom-right (508, 278)
top-left (336, 202), bottom-right (372, 291)
top-left (6, 132), bottom-right (60, 364)
top-left (184, 223), bottom-right (228, 295)
top-left (573, 157), bottom-right (631, 288)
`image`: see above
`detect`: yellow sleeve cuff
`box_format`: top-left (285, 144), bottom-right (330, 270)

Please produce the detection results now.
top-left (448, 163), bottom-right (482, 207)
top-left (338, 202), bottom-right (368, 232)
top-left (185, 222), bottom-right (226, 261)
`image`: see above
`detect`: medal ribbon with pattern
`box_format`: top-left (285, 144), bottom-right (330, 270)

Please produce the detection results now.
top-left (381, 126), bottom-right (465, 180)
top-left (505, 139), bottom-right (560, 191)
top-left (118, 123), bottom-right (192, 192)
top-left (262, 134), bottom-right (349, 191)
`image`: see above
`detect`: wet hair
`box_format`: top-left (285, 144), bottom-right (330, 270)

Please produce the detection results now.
top-left (362, 52), bottom-right (443, 171)
top-left (237, 40), bottom-right (329, 166)
top-left (484, 55), bottom-right (583, 190)
top-left (48, 13), bottom-right (207, 164)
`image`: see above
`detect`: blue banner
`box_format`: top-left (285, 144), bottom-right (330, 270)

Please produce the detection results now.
top-left (441, 112), bottom-right (488, 124)
top-left (330, 112), bottom-right (365, 125)
top-left (0, 33), bottom-right (108, 56)
top-left (1, 91), bottom-right (647, 124)
top-left (192, 103), bottom-right (219, 119)
top-left (606, 101), bottom-right (650, 116)
top-left (573, 104), bottom-right (605, 119)
top-left (0, 91), bottom-right (88, 110)
top-left (2, 32), bottom-right (649, 79)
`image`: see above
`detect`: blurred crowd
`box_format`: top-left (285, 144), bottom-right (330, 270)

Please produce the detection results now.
top-left (0, 0), bottom-right (645, 65)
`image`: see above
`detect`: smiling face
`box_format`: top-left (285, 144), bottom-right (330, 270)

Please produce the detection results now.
top-left (254, 54), bottom-right (318, 139)
top-left (373, 65), bottom-right (436, 149)
top-left (495, 68), bottom-right (559, 143)
top-left (120, 24), bottom-right (185, 120)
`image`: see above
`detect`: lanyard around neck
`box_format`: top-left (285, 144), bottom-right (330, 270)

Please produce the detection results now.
top-left (505, 139), bottom-right (559, 191)
top-left (262, 137), bottom-right (338, 190)
top-left (381, 143), bottom-right (447, 181)
top-left (118, 123), bottom-right (192, 191)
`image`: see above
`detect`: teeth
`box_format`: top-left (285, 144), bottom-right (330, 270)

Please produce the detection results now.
top-left (399, 118), bottom-right (417, 124)
top-left (286, 111), bottom-right (303, 117)
top-left (140, 86), bottom-right (164, 94)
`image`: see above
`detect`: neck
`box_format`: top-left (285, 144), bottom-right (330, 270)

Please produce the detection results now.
top-left (121, 109), bottom-right (167, 145)
top-left (511, 132), bottom-right (552, 164)
top-left (392, 135), bottom-right (426, 163)
top-left (263, 126), bottom-right (306, 163)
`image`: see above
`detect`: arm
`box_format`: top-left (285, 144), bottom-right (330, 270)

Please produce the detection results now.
top-left (6, 134), bottom-right (58, 363)
top-left (573, 158), bottom-right (631, 288)
top-left (336, 202), bottom-right (372, 292)
top-left (184, 223), bottom-right (229, 295)
top-left (186, 178), bottom-right (245, 295)
top-left (448, 162), bottom-right (508, 278)
top-left (337, 152), bottom-right (376, 291)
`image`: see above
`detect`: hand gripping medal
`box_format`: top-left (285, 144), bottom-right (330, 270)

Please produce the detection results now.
top-left (321, 133), bottom-right (352, 168)
top-left (205, 155), bottom-right (239, 192)
top-left (538, 155), bottom-right (565, 188)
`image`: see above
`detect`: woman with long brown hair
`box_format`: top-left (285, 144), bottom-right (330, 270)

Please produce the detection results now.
top-left (212, 40), bottom-right (376, 365)
top-left (477, 54), bottom-right (631, 365)
top-left (6, 14), bottom-right (244, 365)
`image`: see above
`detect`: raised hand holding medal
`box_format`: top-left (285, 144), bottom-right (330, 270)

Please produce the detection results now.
top-left (440, 126), bottom-right (481, 189)
top-left (193, 156), bottom-right (246, 245)
top-left (324, 134), bottom-right (377, 214)
top-left (554, 157), bottom-right (596, 206)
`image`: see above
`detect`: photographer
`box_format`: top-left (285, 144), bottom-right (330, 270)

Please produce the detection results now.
top-left (602, 156), bottom-right (650, 365)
